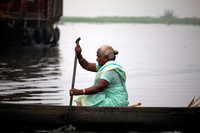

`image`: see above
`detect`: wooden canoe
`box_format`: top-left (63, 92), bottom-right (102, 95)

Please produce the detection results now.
top-left (0, 103), bottom-right (199, 132)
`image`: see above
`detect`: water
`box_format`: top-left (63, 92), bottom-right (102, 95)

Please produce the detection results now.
top-left (0, 23), bottom-right (200, 107)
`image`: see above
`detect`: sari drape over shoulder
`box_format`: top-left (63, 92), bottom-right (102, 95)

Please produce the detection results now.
top-left (74, 61), bottom-right (129, 107)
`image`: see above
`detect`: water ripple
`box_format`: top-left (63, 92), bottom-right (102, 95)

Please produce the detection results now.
top-left (0, 46), bottom-right (63, 104)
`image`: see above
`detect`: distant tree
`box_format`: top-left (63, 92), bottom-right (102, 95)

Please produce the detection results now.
top-left (161, 9), bottom-right (176, 18)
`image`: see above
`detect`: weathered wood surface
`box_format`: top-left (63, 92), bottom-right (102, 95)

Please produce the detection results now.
top-left (0, 103), bottom-right (199, 132)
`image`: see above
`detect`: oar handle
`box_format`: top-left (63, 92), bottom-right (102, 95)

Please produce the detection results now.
top-left (69, 53), bottom-right (77, 106)
top-left (75, 37), bottom-right (81, 45)
top-left (69, 37), bottom-right (81, 106)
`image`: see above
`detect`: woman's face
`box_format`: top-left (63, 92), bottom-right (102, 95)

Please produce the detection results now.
top-left (96, 49), bottom-right (108, 66)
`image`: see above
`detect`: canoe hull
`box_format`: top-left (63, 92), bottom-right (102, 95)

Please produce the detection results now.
top-left (0, 103), bottom-right (199, 132)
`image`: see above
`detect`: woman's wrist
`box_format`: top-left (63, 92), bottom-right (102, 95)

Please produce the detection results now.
top-left (77, 53), bottom-right (83, 60)
top-left (79, 57), bottom-right (84, 62)
top-left (82, 89), bottom-right (86, 95)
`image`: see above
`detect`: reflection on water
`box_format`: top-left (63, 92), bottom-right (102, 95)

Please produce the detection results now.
top-left (0, 46), bottom-right (63, 104)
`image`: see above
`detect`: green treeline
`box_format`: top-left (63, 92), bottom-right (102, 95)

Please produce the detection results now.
top-left (60, 16), bottom-right (200, 26)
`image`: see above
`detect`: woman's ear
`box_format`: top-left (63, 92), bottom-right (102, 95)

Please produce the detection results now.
top-left (105, 55), bottom-right (110, 61)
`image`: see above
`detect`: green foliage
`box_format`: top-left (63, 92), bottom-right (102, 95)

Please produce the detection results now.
top-left (60, 16), bottom-right (200, 26)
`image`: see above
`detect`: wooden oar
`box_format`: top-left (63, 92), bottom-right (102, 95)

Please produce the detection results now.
top-left (188, 96), bottom-right (200, 107)
top-left (69, 37), bottom-right (81, 107)
top-left (68, 37), bottom-right (81, 127)
top-left (56, 38), bottom-right (81, 132)
top-left (187, 96), bottom-right (195, 107)
top-left (128, 102), bottom-right (142, 107)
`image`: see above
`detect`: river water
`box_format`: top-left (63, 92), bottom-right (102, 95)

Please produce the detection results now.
top-left (0, 23), bottom-right (200, 107)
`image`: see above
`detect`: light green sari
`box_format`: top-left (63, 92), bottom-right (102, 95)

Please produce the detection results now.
top-left (74, 61), bottom-right (129, 107)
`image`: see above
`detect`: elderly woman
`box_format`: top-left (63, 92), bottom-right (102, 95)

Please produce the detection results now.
top-left (70, 44), bottom-right (129, 107)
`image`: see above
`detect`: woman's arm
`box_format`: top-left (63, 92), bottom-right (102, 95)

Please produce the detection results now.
top-left (78, 56), bottom-right (96, 72)
top-left (75, 44), bottom-right (96, 72)
top-left (70, 79), bottom-right (109, 95)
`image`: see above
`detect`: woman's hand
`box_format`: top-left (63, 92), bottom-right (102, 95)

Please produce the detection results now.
top-left (70, 88), bottom-right (83, 96)
top-left (75, 44), bottom-right (82, 55)
top-left (69, 79), bottom-right (109, 96)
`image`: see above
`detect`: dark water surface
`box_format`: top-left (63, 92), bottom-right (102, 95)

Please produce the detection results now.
top-left (0, 46), bottom-right (65, 104)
